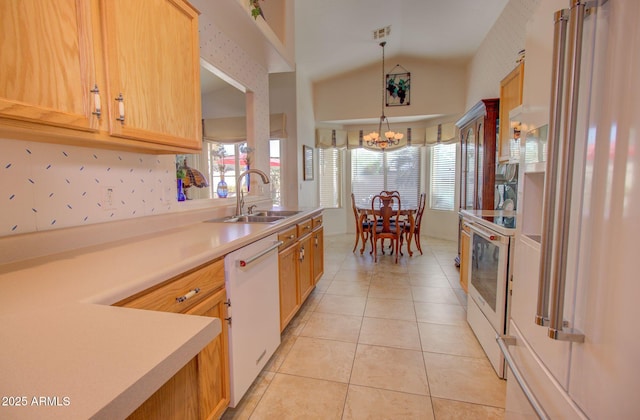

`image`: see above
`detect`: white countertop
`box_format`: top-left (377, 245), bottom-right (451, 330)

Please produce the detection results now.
top-left (0, 207), bottom-right (321, 419)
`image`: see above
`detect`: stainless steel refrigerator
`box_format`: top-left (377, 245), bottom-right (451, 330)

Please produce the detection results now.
top-left (500, 0), bottom-right (640, 418)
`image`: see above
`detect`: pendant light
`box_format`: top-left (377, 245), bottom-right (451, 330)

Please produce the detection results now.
top-left (363, 41), bottom-right (404, 150)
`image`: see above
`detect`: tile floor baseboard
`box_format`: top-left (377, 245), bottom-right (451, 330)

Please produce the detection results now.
top-left (222, 234), bottom-right (506, 420)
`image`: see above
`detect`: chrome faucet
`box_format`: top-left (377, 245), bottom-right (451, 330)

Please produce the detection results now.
top-left (235, 169), bottom-right (270, 216)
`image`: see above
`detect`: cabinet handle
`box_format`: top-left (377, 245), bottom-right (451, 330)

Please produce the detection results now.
top-left (299, 246), bottom-right (305, 261)
top-left (288, 234), bottom-right (295, 240)
top-left (225, 317), bottom-right (232, 326)
top-left (90, 85), bottom-right (101, 119)
top-left (497, 335), bottom-right (549, 419)
top-left (115, 93), bottom-right (125, 125)
top-left (175, 287), bottom-right (200, 303)
top-left (314, 235), bottom-right (319, 247)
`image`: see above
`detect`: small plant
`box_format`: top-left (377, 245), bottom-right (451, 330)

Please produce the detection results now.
top-left (250, 0), bottom-right (264, 20)
top-left (212, 144), bottom-right (230, 177)
top-left (240, 144), bottom-right (254, 168)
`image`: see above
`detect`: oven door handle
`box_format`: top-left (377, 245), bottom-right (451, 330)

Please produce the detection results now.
top-left (467, 222), bottom-right (508, 244)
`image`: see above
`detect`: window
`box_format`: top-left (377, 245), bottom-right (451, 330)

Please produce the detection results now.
top-left (319, 148), bottom-right (342, 208)
top-left (351, 147), bottom-right (421, 208)
top-left (430, 143), bottom-right (457, 211)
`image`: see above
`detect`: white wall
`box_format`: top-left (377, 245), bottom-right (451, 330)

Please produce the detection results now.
top-left (465, 0), bottom-right (540, 109)
top-left (269, 72), bottom-right (299, 209)
top-left (294, 68), bottom-right (318, 209)
top-left (314, 55), bottom-right (466, 123)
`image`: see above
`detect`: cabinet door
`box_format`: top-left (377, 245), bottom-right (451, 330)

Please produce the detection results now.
top-left (499, 62), bottom-right (524, 160)
top-left (279, 243), bottom-right (299, 331)
top-left (185, 288), bottom-right (230, 420)
top-left (298, 234), bottom-right (314, 302)
top-left (100, 0), bottom-right (201, 149)
top-left (127, 357), bottom-right (199, 420)
top-left (476, 121), bottom-right (485, 209)
top-left (0, 0), bottom-right (99, 132)
top-left (312, 226), bottom-right (324, 285)
top-left (464, 127), bottom-right (477, 209)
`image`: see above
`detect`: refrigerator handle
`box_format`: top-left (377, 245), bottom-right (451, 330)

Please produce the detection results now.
top-left (548, 0), bottom-right (587, 343)
top-left (536, 8), bottom-right (568, 328)
top-left (497, 335), bottom-right (550, 420)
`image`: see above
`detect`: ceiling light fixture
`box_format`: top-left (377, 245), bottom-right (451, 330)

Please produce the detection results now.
top-left (363, 41), bottom-right (403, 151)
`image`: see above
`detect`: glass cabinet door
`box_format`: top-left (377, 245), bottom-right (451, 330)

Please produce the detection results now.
top-left (476, 122), bottom-right (484, 209)
top-left (465, 127), bottom-right (476, 209)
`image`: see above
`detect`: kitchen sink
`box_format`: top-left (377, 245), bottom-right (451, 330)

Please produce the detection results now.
top-left (252, 210), bottom-right (302, 217)
top-left (205, 215), bottom-right (286, 224)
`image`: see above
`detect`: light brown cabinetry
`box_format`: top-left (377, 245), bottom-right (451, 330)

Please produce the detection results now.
top-left (312, 215), bottom-right (324, 285)
top-left (277, 213), bottom-right (324, 332)
top-left (185, 288), bottom-right (230, 420)
top-left (459, 222), bottom-right (470, 293)
top-left (0, 0), bottom-right (202, 153)
top-left (298, 232), bottom-right (314, 302)
top-left (0, 1), bottom-right (99, 133)
top-left (116, 258), bottom-right (229, 420)
top-left (278, 225), bottom-right (300, 331)
top-left (499, 62), bottom-right (524, 160)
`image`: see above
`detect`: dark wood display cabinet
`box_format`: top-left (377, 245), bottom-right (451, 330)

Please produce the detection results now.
top-left (454, 98), bottom-right (499, 267)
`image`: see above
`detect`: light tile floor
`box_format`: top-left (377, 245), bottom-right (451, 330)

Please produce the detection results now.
top-left (223, 234), bottom-right (506, 419)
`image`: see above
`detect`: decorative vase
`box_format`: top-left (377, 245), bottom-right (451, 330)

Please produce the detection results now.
top-left (177, 179), bottom-right (186, 201)
top-left (217, 177), bottom-right (228, 198)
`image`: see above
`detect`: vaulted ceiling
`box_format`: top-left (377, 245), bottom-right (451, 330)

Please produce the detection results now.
top-left (295, 0), bottom-right (509, 83)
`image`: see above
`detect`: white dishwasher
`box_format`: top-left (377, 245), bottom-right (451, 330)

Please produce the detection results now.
top-left (224, 233), bottom-right (281, 407)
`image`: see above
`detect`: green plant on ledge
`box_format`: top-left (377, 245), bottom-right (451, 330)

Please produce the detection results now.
top-left (250, 0), bottom-right (264, 20)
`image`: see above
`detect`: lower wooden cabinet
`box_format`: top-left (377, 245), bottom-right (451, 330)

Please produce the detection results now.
top-left (277, 212), bottom-right (324, 332)
top-left (127, 358), bottom-right (199, 420)
top-left (115, 258), bottom-right (229, 419)
top-left (185, 288), bottom-right (230, 420)
top-left (278, 241), bottom-right (300, 331)
top-left (298, 233), bottom-right (314, 302)
top-left (312, 225), bottom-right (324, 285)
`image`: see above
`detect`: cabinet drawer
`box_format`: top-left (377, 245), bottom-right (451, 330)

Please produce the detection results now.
top-left (117, 258), bottom-right (225, 313)
top-left (297, 218), bottom-right (313, 237)
top-left (312, 214), bottom-right (323, 229)
top-left (278, 225), bottom-right (298, 250)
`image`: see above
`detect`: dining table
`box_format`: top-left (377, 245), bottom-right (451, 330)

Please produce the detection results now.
top-left (356, 204), bottom-right (417, 257)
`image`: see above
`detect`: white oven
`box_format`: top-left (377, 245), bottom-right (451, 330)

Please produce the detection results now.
top-left (464, 214), bottom-right (515, 378)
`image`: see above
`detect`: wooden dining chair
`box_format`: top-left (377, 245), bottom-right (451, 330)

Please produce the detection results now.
top-left (371, 194), bottom-right (402, 263)
top-left (351, 193), bottom-right (372, 253)
top-left (404, 192), bottom-right (426, 255)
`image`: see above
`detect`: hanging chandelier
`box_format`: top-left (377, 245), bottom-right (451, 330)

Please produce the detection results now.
top-left (363, 41), bottom-right (404, 150)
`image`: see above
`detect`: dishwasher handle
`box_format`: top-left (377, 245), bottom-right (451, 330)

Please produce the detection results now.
top-left (239, 241), bottom-right (283, 267)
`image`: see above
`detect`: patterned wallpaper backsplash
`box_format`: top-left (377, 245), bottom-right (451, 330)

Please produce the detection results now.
top-left (0, 137), bottom-right (178, 237)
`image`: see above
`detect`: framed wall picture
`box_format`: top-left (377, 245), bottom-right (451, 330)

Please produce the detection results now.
top-left (303, 145), bottom-right (314, 180)
top-left (386, 68), bottom-right (410, 106)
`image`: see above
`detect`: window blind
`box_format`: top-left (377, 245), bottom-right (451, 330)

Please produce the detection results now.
top-left (430, 143), bottom-right (457, 211)
top-left (351, 147), bottom-right (420, 208)
top-left (319, 148), bottom-right (342, 208)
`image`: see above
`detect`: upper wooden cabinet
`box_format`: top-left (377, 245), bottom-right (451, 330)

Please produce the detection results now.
top-left (457, 98), bottom-right (499, 211)
top-left (0, 0), bottom-right (202, 153)
top-left (498, 62), bottom-right (524, 161)
top-left (0, 1), bottom-right (99, 132)
top-left (100, 0), bottom-right (201, 149)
